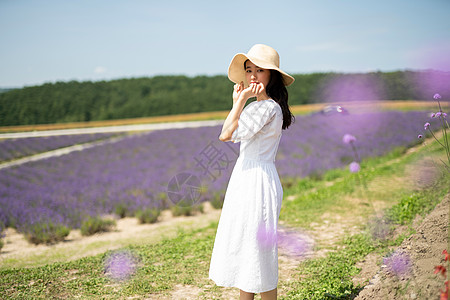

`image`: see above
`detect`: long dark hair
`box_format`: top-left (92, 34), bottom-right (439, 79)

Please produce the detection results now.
top-left (266, 69), bottom-right (295, 130)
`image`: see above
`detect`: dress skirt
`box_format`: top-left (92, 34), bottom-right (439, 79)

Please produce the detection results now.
top-left (208, 156), bottom-right (283, 293)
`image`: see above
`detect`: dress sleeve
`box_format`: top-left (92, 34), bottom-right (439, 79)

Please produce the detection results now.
top-left (230, 100), bottom-right (277, 143)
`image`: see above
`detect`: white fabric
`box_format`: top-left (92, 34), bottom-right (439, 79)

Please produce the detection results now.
top-left (209, 99), bottom-right (284, 293)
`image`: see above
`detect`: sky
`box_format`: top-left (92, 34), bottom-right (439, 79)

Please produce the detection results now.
top-left (1, 0), bottom-right (449, 88)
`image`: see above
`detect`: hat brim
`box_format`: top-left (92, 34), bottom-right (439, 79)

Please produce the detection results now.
top-left (227, 53), bottom-right (295, 87)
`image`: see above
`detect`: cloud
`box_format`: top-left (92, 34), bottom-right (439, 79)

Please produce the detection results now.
top-left (94, 66), bottom-right (107, 74)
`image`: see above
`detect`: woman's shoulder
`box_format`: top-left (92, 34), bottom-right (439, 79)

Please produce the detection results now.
top-left (245, 99), bottom-right (281, 119)
top-left (248, 99), bottom-right (281, 112)
top-left (249, 99), bottom-right (279, 108)
top-left (264, 99), bottom-right (282, 113)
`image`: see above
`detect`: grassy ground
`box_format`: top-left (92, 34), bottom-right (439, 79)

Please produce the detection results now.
top-left (0, 135), bottom-right (448, 299)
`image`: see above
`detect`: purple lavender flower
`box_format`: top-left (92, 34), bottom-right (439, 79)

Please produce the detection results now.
top-left (342, 134), bottom-right (356, 144)
top-left (435, 112), bottom-right (442, 118)
top-left (0, 110), bottom-right (438, 232)
top-left (383, 251), bottom-right (412, 277)
top-left (424, 122), bottom-right (431, 130)
top-left (104, 250), bottom-right (139, 281)
top-left (349, 161), bottom-right (360, 173)
top-left (257, 223), bottom-right (277, 249)
top-left (277, 227), bottom-right (312, 258)
top-left (418, 134), bottom-right (423, 139)
top-left (433, 93), bottom-right (442, 100)
top-left (442, 112), bottom-right (448, 118)
top-left (431, 113), bottom-right (436, 118)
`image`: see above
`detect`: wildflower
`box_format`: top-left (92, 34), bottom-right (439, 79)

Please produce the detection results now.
top-left (435, 250), bottom-right (449, 300)
top-left (342, 134), bottom-right (356, 144)
top-left (441, 281), bottom-right (449, 300)
top-left (383, 251), bottom-right (412, 277)
top-left (349, 161), bottom-right (360, 173)
top-left (435, 265), bottom-right (447, 277)
top-left (277, 228), bottom-right (312, 258)
top-left (369, 217), bottom-right (391, 240)
top-left (104, 250), bottom-right (139, 281)
top-left (418, 135), bottom-right (423, 139)
top-left (420, 94), bottom-right (450, 171)
top-left (257, 223), bottom-right (277, 249)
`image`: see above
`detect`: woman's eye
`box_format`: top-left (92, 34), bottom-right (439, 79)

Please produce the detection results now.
top-left (246, 70), bottom-right (252, 73)
top-left (257, 69), bottom-right (264, 72)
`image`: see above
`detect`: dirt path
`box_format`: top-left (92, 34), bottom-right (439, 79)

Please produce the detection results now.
top-left (0, 134), bottom-right (132, 170)
top-left (355, 193), bottom-right (449, 300)
top-left (0, 120), bottom-right (223, 139)
top-left (0, 202), bottom-right (222, 269)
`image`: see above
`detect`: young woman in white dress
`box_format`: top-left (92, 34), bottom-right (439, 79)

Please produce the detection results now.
top-left (209, 44), bottom-right (295, 300)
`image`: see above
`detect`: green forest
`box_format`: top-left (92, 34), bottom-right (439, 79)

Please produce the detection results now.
top-left (0, 70), bottom-right (449, 126)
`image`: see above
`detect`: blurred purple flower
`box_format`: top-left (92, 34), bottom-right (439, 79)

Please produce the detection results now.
top-left (436, 112), bottom-right (442, 118)
top-left (383, 251), bottom-right (412, 277)
top-left (418, 135), bottom-right (423, 139)
top-left (424, 122), bottom-right (431, 130)
top-left (104, 250), bottom-right (139, 281)
top-left (443, 112), bottom-right (448, 118)
top-left (349, 162), bottom-right (360, 173)
top-left (257, 223), bottom-right (277, 249)
top-left (342, 134), bottom-right (356, 144)
top-left (431, 113), bottom-right (436, 118)
top-left (368, 217), bottom-right (391, 241)
top-left (434, 93), bottom-right (442, 100)
top-left (277, 228), bottom-right (313, 258)
top-left (317, 73), bottom-right (385, 102)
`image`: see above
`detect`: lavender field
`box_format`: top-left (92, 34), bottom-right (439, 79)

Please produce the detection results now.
top-left (0, 133), bottom-right (120, 163)
top-left (0, 110), bottom-right (436, 235)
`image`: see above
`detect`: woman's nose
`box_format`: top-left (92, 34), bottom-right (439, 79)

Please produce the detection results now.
top-left (250, 74), bottom-right (256, 80)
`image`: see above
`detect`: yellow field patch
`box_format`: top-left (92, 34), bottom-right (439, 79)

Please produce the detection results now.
top-left (0, 100), bottom-right (442, 133)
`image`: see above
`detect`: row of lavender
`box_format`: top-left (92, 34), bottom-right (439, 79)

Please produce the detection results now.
top-left (0, 110), bottom-right (436, 233)
top-left (0, 132), bottom-right (120, 162)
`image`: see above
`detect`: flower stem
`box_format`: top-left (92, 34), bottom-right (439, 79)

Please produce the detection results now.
top-left (429, 128), bottom-right (446, 148)
top-left (440, 116), bottom-right (450, 167)
top-left (350, 142), bottom-right (360, 162)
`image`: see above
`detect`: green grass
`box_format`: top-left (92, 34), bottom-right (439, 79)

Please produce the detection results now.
top-left (0, 224), bottom-right (219, 299)
top-left (284, 234), bottom-right (378, 299)
top-left (279, 146), bottom-right (414, 229)
top-left (282, 173), bottom-right (449, 300)
top-left (0, 139), bottom-right (448, 299)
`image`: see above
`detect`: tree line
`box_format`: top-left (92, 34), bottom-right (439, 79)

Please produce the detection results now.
top-left (0, 70), bottom-right (449, 126)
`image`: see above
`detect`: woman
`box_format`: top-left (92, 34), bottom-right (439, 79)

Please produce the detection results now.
top-left (209, 44), bottom-right (295, 300)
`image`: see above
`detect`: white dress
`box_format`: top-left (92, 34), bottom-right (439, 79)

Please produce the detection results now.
top-left (209, 99), bottom-right (284, 293)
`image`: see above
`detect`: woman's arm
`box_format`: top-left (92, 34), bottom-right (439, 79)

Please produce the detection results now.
top-left (219, 96), bottom-right (246, 142)
top-left (219, 82), bottom-right (264, 142)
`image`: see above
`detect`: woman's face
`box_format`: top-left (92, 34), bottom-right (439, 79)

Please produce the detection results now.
top-left (244, 60), bottom-right (271, 88)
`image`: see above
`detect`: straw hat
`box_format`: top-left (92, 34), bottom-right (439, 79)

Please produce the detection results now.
top-left (228, 44), bottom-right (295, 87)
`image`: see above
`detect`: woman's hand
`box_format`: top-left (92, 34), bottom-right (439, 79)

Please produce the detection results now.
top-left (232, 82), bottom-right (244, 104)
top-left (240, 82), bottom-right (265, 100)
top-left (232, 82), bottom-right (266, 106)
